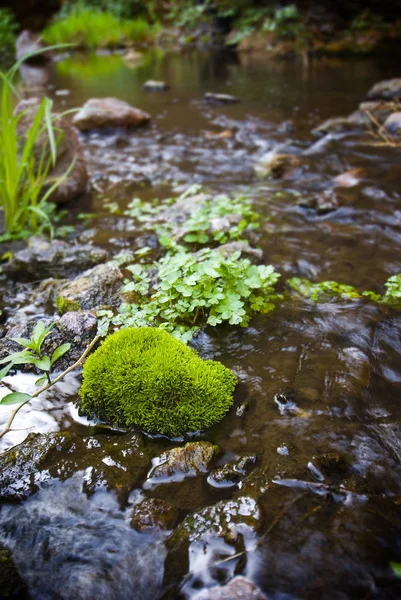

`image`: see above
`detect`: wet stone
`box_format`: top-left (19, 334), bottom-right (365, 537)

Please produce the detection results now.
top-left (383, 112), bottom-right (401, 135)
top-left (255, 152), bottom-right (301, 179)
top-left (208, 455), bottom-right (257, 488)
top-left (312, 116), bottom-right (354, 137)
top-left (192, 576), bottom-right (268, 600)
top-left (143, 80), bottom-right (169, 92)
top-left (3, 237), bottom-right (107, 281)
top-left (0, 544), bottom-right (30, 599)
top-left (367, 78), bottom-right (401, 101)
top-left (54, 261), bottom-right (123, 313)
top-left (131, 498), bottom-right (178, 531)
top-left (146, 442), bottom-right (220, 484)
top-left (73, 97), bottom-right (151, 131)
top-left (204, 92), bottom-right (239, 105)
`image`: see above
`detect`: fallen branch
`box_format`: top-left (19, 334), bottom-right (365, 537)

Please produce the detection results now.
top-left (0, 335), bottom-right (100, 441)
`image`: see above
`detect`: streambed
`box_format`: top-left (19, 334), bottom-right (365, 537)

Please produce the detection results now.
top-left (1, 49), bottom-right (401, 599)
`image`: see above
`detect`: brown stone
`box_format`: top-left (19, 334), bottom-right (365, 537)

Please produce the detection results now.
top-left (131, 498), bottom-right (178, 531)
top-left (73, 98), bottom-right (151, 131)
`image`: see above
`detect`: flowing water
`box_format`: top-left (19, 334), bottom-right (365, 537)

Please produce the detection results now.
top-left (2, 49), bottom-right (401, 599)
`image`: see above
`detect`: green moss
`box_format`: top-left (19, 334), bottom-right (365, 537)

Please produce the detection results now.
top-left (79, 327), bottom-right (237, 436)
top-left (55, 295), bottom-right (81, 314)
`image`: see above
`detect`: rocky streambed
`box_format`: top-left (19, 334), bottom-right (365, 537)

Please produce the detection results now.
top-left (1, 49), bottom-right (401, 599)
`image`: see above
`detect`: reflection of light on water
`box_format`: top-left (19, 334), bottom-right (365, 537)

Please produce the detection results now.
top-left (0, 371), bottom-right (83, 452)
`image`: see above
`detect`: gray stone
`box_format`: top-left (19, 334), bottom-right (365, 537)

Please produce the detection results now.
top-left (3, 237), bottom-right (107, 281)
top-left (192, 576), bottom-right (268, 600)
top-left (16, 29), bottom-right (50, 62)
top-left (367, 78), bottom-right (401, 100)
top-left (217, 242), bottom-right (263, 262)
top-left (143, 80), bottom-right (169, 92)
top-left (55, 261), bottom-right (123, 313)
top-left (73, 98), bottom-right (151, 131)
top-left (383, 112), bottom-right (401, 135)
top-left (204, 92), bottom-right (239, 105)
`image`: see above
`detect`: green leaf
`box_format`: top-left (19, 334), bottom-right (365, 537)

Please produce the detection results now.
top-left (50, 343), bottom-right (71, 366)
top-left (0, 350), bottom-right (35, 365)
top-left (35, 376), bottom-right (48, 387)
top-left (0, 363), bottom-right (13, 381)
top-left (0, 392), bottom-right (31, 406)
top-left (31, 356), bottom-right (51, 372)
top-left (9, 337), bottom-right (32, 349)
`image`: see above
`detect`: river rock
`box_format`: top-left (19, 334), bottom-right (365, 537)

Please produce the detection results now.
top-left (15, 98), bottom-right (88, 205)
top-left (3, 237), bottom-right (107, 281)
top-left (255, 152), bottom-right (301, 178)
top-left (208, 454), bottom-right (257, 487)
top-left (0, 431), bottom-right (148, 501)
top-left (333, 168), bottom-right (365, 188)
top-left (192, 577), bottom-right (268, 600)
top-left (73, 98), bottom-right (151, 131)
top-left (146, 442), bottom-right (220, 484)
top-left (312, 116), bottom-right (354, 137)
top-left (0, 545), bottom-right (30, 599)
top-left (55, 262), bottom-right (123, 314)
top-left (16, 30), bottom-right (50, 62)
top-left (204, 92), bottom-right (239, 105)
top-left (143, 80), bottom-right (169, 92)
top-left (217, 242), bottom-right (263, 262)
top-left (131, 498), bottom-right (178, 531)
top-left (383, 112), bottom-right (401, 135)
top-left (367, 78), bottom-right (401, 101)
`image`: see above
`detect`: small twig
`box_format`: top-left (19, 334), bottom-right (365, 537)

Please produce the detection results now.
top-left (1, 380), bottom-right (16, 392)
top-left (0, 335), bottom-right (100, 441)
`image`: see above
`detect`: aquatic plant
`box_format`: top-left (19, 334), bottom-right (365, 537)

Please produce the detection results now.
top-left (287, 278), bottom-right (363, 302)
top-left (79, 327), bottom-right (237, 436)
top-left (0, 52), bottom-right (73, 239)
top-left (43, 3), bottom-right (152, 48)
top-left (382, 274), bottom-right (401, 307)
top-left (98, 246), bottom-right (281, 342)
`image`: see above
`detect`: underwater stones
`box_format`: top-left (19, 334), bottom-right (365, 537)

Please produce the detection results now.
top-left (204, 92), bottom-right (239, 105)
top-left (367, 78), bottom-right (401, 101)
top-left (73, 98), bottom-right (151, 131)
top-left (0, 545), bottom-right (30, 599)
top-left (208, 454), bottom-right (257, 488)
top-left (168, 496), bottom-right (261, 548)
top-left (143, 80), bottom-right (169, 92)
top-left (15, 98), bottom-right (88, 205)
top-left (192, 576), bottom-right (268, 600)
top-left (79, 328), bottom-right (237, 436)
top-left (55, 261), bottom-right (123, 313)
top-left (3, 237), bottom-right (107, 281)
top-left (131, 498), bottom-right (178, 531)
top-left (147, 442), bottom-right (220, 484)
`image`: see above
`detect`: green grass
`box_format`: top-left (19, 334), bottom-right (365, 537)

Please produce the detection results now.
top-left (0, 51), bottom-right (72, 239)
top-left (43, 5), bottom-right (152, 48)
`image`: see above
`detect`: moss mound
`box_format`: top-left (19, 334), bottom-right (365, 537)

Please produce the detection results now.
top-left (79, 327), bottom-right (237, 436)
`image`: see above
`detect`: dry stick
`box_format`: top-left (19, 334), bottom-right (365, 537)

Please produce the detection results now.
top-left (365, 110), bottom-right (398, 147)
top-left (0, 335), bottom-right (100, 441)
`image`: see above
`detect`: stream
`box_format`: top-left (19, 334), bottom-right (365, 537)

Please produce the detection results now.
top-left (1, 49), bottom-right (401, 599)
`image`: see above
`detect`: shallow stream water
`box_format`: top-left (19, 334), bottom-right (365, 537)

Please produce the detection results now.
top-left (2, 49), bottom-right (401, 599)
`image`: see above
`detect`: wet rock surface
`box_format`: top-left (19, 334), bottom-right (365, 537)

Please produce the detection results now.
top-left (3, 237), bottom-right (107, 281)
top-left (131, 498), bottom-right (178, 531)
top-left (0, 430), bottom-right (148, 501)
top-left (192, 576), bottom-right (268, 600)
top-left (367, 78), bottom-right (401, 100)
top-left (147, 442), bottom-right (220, 484)
top-left (73, 98), bottom-right (151, 131)
top-left (0, 545), bottom-right (30, 599)
top-left (208, 454), bottom-right (257, 487)
top-left (204, 92), bottom-right (239, 104)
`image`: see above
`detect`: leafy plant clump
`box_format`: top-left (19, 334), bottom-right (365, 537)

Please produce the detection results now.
top-left (0, 52), bottom-right (73, 240)
top-left (43, 3), bottom-right (152, 48)
top-left (98, 247), bottom-right (281, 342)
top-left (79, 327), bottom-right (237, 437)
top-left (0, 9), bottom-right (18, 64)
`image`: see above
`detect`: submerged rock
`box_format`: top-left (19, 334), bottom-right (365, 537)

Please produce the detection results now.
top-left (204, 92), bottom-right (239, 105)
top-left (15, 98), bottom-right (88, 205)
top-left (208, 454), bottom-right (257, 488)
top-left (131, 498), bottom-right (178, 531)
top-left (367, 78), bottom-right (401, 101)
top-left (0, 545), bottom-right (30, 599)
top-left (192, 576), bottom-right (268, 600)
top-left (147, 442), bottom-right (220, 484)
top-left (3, 237), bottom-right (107, 281)
top-left (73, 98), bottom-right (151, 131)
top-left (0, 430), bottom-right (148, 501)
top-left (55, 261), bottom-right (123, 313)
top-left (143, 80), bottom-right (169, 92)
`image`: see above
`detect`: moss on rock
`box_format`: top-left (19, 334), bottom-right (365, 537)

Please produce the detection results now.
top-left (79, 327), bottom-right (237, 437)
top-left (55, 295), bottom-right (81, 314)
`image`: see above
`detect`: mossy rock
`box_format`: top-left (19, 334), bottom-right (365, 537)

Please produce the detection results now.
top-left (79, 327), bottom-right (237, 437)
